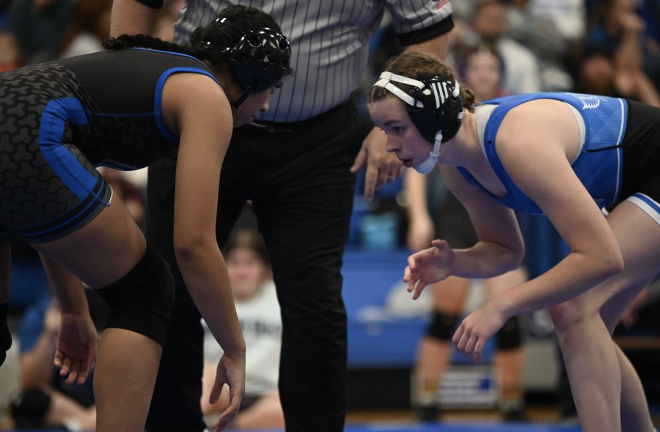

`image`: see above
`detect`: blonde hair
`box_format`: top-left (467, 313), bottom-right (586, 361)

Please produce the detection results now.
top-left (369, 51), bottom-right (477, 113)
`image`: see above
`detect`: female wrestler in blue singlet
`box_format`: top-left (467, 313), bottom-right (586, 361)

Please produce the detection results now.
top-left (0, 5), bottom-right (290, 432)
top-left (368, 51), bottom-right (658, 432)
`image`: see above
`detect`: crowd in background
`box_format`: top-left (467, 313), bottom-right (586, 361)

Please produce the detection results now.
top-left (0, 0), bottom-right (660, 429)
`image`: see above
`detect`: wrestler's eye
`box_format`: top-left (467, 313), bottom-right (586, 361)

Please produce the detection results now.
top-left (393, 126), bottom-right (405, 134)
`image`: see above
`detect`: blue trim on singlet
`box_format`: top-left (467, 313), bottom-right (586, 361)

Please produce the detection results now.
top-left (16, 176), bottom-right (108, 240)
top-left (97, 160), bottom-right (139, 171)
top-left (154, 66), bottom-right (223, 141)
top-left (457, 93), bottom-right (628, 215)
top-left (129, 48), bottom-right (224, 142)
top-left (634, 193), bottom-right (660, 215)
top-left (39, 98), bottom-right (98, 200)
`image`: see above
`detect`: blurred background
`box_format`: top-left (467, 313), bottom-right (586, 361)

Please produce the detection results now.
top-left (1, 0), bottom-right (660, 429)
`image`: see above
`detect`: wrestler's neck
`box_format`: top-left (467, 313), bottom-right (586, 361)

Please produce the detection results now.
top-left (203, 60), bottom-right (243, 105)
top-left (438, 110), bottom-right (483, 170)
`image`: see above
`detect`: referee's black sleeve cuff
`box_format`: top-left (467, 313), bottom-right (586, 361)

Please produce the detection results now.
top-left (133, 0), bottom-right (164, 9)
top-left (397, 15), bottom-right (454, 47)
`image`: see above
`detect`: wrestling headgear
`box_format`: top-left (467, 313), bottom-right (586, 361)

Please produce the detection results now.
top-left (200, 17), bottom-right (292, 108)
top-left (373, 71), bottom-right (463, 174)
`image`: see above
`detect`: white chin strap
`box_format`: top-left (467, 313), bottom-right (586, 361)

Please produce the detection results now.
top-left (413, 132), bottom-right (442, 174)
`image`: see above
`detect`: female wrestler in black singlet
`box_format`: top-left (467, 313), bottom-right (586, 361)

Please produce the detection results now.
top-left (0, 5), bottom-right (291, 432)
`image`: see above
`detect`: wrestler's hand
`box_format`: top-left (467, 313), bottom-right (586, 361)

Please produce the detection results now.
top-left (404, 239), bottom-right (454, 299)
top-left (210, 352), bottom-right (245, 432)
top-left (452, 301), bottom-right (508, 363)
top-left (351, 128), bottom-right (405, 201)
top-left (55, 311), bottom-right (98, 385)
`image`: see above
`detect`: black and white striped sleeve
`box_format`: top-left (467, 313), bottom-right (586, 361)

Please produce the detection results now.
top-left (386, 0), bottom-right (454, 46)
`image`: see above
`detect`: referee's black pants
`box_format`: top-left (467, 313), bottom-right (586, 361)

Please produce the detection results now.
top-left (145, 101), bottom-right (363, 432)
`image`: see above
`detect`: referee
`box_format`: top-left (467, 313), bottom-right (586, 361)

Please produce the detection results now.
top-left (111, 1), bottom-right (454, 431)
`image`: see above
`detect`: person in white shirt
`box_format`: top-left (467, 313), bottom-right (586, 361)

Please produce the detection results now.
top-left (201, 227), bottom-right (283, 431)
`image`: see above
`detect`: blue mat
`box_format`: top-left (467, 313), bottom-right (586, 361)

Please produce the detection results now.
top-left (348, 425), bottom-right (580, 432)
top-left (7, 423), bottom-right (584, 432)
top-left (255, 423), bottom-right (582, 432)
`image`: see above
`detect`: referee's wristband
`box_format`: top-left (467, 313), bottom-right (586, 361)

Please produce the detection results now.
top-left (398, 16), bottom-right (454, 47)
top-left (133, 0), bottom-right (164, 9)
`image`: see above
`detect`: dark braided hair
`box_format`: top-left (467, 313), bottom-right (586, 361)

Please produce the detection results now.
top-left (102, 33), bottom-right (195, 55)
top-left (103, 5), bottom-right (285, 70)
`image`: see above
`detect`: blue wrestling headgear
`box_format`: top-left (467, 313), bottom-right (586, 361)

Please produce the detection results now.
top-left (200, 17), bottom-right (292, 108)
top-left (373, 71), bottom-right (463, 174)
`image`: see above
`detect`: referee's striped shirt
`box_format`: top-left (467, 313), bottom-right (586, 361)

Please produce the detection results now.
top-left (173, 0), bottom-right (454, 123)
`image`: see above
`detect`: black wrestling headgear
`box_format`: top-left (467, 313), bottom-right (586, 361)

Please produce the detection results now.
top-left (374, 71), bottom-right (463, 145)
top-left (200, 17), bottom-right (291, 107)
top-left (373, 71), bottom-right (463, 174)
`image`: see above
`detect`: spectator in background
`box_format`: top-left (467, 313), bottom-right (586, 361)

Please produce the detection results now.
top-left (201, 227), bottom-right (283, 431)
top-left (0, 0), bottom-right (13, 29)
top-left (407, 45), bottom-right (527, 422)
top-left (638, 0), bottom-right (660, 85)
top-left (585, 0), bottom-right (660, 88)
top-left (507, 0), bottom-right (585, 45)
top-left (469, 0), bottom-right (541, 95)
top-left (0, 32), bottom-right (20, 71)
top-left (580, 0), bottom-right (660, 106)
top-left (454, 44), bottom-right (507, 100)
top-left (8, 0), bottom-right (75, 64)
top-left (503, 0), bottom-right (586, 91)
top-left (59, 0), bottom-right (112, 58)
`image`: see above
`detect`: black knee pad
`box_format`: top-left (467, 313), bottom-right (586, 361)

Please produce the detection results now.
top-left (426, 311), bottom-right (459, 341)
top-left (1, 302), bottom-right (11, 367)
top-left (497, 316), bottom-right (523, 350)
top-left (95, 245), bottom-right (175, 347)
